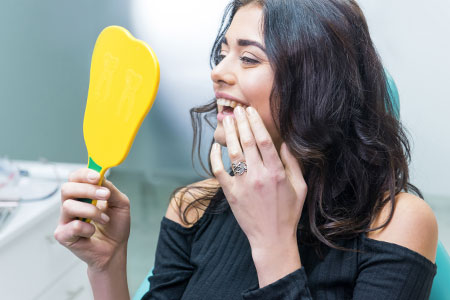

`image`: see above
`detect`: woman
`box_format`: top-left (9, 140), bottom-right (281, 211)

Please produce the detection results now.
top-left (54, 0), bottom-right (438, 299)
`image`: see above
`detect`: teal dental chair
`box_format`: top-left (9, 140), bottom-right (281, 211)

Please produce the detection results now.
top-left (132, 73), bottom-right (450, 300)
top-left (385, 71), bottom-right (450, 300)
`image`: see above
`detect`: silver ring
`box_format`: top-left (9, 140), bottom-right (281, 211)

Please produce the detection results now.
top-left (232, 161), bottom-right (247, 176)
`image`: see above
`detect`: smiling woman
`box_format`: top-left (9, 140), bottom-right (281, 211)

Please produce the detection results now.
top-left (53, 0), bottom-right (438, 299)
top-left (160, 0), bottom-right (438, 299)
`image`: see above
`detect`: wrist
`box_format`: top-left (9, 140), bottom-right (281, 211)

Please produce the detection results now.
top-left (87, 244), bottom-right (130, 300)
top-left (87, 243), bottom-right (128, 275)
top-left (249, 232), bottom-right (298, 258)
top-left (251, 239), bottom-right (301, 266)
top-left (250, 239), bottom-right (301, 288)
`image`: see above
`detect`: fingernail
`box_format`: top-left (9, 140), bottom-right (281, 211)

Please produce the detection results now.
top-left (246, 106), bottom-right (256, 115)
top-left (213, 142), bottom-right (220, 150)
top-left (96, 188), bottom-right (108, 198)
top-left (234, 106), bottom-right (244, 117)
top-left (100, 213), bottom-right (110, 224)
top-left (88, 171), bottom-right (99, 181)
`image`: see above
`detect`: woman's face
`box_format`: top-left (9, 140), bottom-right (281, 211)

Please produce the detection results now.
top-left (211, 3), bottom-right (282, 153)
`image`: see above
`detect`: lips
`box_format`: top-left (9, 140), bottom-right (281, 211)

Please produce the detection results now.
top-left (216, 98), bottom-right (249, 123)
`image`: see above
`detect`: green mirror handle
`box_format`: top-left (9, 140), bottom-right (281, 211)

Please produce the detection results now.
top-left (76, 157), bottom-right (103, 223)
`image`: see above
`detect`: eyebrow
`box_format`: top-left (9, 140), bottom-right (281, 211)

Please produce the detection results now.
top-left (221, 37), bottom-right (266, 52)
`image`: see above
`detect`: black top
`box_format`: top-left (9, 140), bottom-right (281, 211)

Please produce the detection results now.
top-left (143, 194), bottom-right (437, 300)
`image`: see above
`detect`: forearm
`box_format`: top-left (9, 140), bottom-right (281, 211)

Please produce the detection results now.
top-left (87, 245), bottom-right (130, 300)
top-left (251, 239), bottom-right (302, 288)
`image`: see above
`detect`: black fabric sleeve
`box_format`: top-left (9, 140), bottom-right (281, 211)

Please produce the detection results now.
top-left (141, 217), bottom-right (201, 300)
top-left (241, 267), bottom-right (313, 299)
top-left (353, 235), bottom-right (437, 300)
top-left (242, 235), bottom-right (437, 300)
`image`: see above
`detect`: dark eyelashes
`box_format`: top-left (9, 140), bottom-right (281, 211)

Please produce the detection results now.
top-left (216, 54), bottom-right (260, 65)
top-left (239, 56), bottom-right (259, 65)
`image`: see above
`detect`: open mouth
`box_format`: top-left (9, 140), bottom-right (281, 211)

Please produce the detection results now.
top-left (222, 105), bottom-right (234, 114)
top-left (217, 98), bottom-right (248, 114)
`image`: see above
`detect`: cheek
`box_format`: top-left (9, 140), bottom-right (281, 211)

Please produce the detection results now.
top-left (241, 72), bottom-right (279, 142)
top-left (240, 71), bottom-right (273, 103)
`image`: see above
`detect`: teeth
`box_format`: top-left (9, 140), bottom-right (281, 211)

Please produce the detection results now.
top-left (217, 98), bottom-right (248, 110)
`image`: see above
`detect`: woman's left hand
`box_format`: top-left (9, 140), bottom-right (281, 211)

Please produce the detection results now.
top-left (210, 106), bottom-right (307, 273)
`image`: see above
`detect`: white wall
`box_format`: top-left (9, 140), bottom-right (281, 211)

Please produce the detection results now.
top-left (130, 0), bottom-right (230, 179)
top-left (358, 0), bottom-right (450, 198)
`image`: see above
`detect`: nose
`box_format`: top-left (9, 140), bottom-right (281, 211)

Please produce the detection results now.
top-left (211, 56), bottom-right (236, 86)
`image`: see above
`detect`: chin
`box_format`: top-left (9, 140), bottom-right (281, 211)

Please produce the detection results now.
top-left (213, 121), bottom-right (240, 148)
top-left (213, 130), bottom-right (227, 147)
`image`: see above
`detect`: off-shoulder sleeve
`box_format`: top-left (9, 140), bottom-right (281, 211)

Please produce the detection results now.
top-left (353, 235), bottom-right (437, 300)
top-left (241, 234), bottom-right (437, 300)
top-left (142, 216), bottom-right (205, 299)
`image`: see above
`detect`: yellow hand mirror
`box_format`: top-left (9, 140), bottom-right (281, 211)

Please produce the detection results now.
top-left (78, 26), bottom-right (159, 222)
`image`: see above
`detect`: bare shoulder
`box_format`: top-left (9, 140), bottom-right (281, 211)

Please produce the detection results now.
top-left (367, 192), bottom-right (438, 263)
top-left (165, 177), bottom-right (220, 228)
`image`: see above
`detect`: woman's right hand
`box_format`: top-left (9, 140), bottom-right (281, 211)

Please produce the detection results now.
top-left (54, 168), bottom-right (131, 272)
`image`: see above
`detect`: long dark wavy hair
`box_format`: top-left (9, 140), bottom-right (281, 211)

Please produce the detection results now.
top-left (170, 0), bottom-right (422, 255)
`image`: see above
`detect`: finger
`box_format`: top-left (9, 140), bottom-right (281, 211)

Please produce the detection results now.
top-left (280, 142), bottom-right (307, 197)
top-left (54, 220), bottom-right (96, 246)
top-left (101, 179), bottom-right (130, 209)
top-left (96, 199), bottom-right (108, 212)
top-left (68, 168), bottom-right (101, 185)
top-left (60, 199), bottom-right (110, 225)
top-left (246, 107), bottom-right (284, 172)
top-left (61, 182), bottom-right (110, 203)
top-left (223, 115), bottom-right (246, 167)
top-left (233, 106), bottom-right (262, 168)
top-left (210, 142), bottom-right (232, 186)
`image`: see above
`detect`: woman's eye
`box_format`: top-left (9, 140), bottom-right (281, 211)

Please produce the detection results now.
top-left (240, 56), bottom-right (259, 65)
top-left (217, 54), bottom-right (226, 63)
